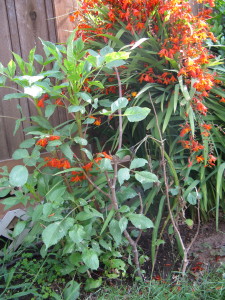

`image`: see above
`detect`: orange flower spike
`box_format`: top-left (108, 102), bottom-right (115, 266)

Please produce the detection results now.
top-left (62, 160), bottom-right (71, 169)
top-left (82, 162), bottom-right (93, 171)
top-left (196, 155), bottom-right (204, 163)
top-left (71, 175), bottom-right (82, 182)
top-left (207, 154), bottom-right (217, 166)
top-left (101, 152), bottom-right (112, 159)
top-left (37, 98), bottom-right (45, 108)
top-left (36, 138), bottom-right (48, 147)
top-left (179, 124), bottom-right (191, 137)
top-left (94, 118), bottom-right (101, 126)
top-left (48, 135), bottom-right (60, 141)
top-left (219, 97), bottom-right (225, 103)
top-left (201, 123), bottom-right (212, 131)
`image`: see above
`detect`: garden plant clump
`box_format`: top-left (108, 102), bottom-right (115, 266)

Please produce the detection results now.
top-left (0, 0), bottom-right (225, 298)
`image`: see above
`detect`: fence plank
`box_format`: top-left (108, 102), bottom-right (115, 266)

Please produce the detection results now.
top-left (53, 0), bottom-right (77, 44)
top-left (0, 1), bottom-right (24, 160)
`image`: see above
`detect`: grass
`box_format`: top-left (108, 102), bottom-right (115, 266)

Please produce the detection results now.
top-left (88, 267), bottom-right (225, 300)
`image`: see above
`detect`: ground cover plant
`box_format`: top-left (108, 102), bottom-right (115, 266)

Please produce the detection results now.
top-left (0, 0), bottom-right (225, 299)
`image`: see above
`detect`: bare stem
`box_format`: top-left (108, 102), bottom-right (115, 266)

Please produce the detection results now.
top-left (149, 92), bottom-right (188, 276)
top-left (114, 67), bottom-right (123, 151)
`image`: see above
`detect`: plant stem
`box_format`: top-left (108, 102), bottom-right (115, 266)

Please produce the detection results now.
top-left (114, 67), bottom-right (123, 150)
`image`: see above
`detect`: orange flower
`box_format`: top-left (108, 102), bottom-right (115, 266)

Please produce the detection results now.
top-left (180, 124), bottom-right (191, 137)
top-left (48, 136), bottom-right (60, 141)
top-left (82, 162), bottom-right (93, 171)
top-left (219, 97), bottom-right (225, 103)
top-left (201, 124), bottom-right (212, 131)
top-left (196, 155), bottom-right (204, 163)
top-left (36, 138), bottom-right (48, 147)
top-left (207, 154), bottom-right (217, 167)
top-left (131, 92), bottom-right (137, 97)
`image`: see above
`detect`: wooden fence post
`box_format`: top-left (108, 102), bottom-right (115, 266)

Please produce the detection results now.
top-left (53, 0), bottom-right (78, 44)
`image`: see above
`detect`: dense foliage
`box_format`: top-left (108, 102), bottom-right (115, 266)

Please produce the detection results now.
top-left (0, 0), bottom-right (225, 298)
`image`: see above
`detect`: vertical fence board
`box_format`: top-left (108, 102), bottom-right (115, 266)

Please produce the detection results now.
top-left (0, 1), bottom-right (24, 160)
top-left (0, 0), bottom-right (70, 161)
top-left (53, 0), bottom-right (77, 44)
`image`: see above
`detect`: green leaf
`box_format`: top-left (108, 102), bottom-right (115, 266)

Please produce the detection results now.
top-left (74, 137), bottom-right (88, 146)
top-left (185, 219), bottom-right (194, 227)
top-left (130, 158), bottom-right (148, 169)
top-left (7, 59), bottom-right (16, 77)
top-left (9, 165), bottom-right (29, 187)
top-left (13, 221), bottom-right (26, 237)
top-left (19, 138), bottom-right (35, 148)
top-left (81, 148), bottom-right (93, 160)
top-left (82, 249), bottom-right (99, 270)
top-left (68, 105), bottom-right (85, 113)
top-left (118, 168), bottom-right (130, 185)
top-left (45, 104), bottom-right (56, 118)
top-left (31, 116), bottom-right (52, 130)
top-left (111, 97), bottom-right (128, 113)
top-left (135, 171), bottom-right (159, 185)
top-left (99, 158), bottom-right (112, 171)
top-left (63, 280), bottom-right (80, 300)
top-left (119, 217), bottom-right (128, 233)
top-left (187, 192), bottom-right (197, 205)
top-left (124, 107), bottom-right (150, 122)
top-left (88, 81), bottom-right (104, 89)
top-left (128, 214), bottom-right (154, 229)
top-left (109, 219), bottom-right (122, 246)
top-left (60, 143), bottom-right (74, 161)
top-left (3, 93), bottom-right (28, 100)
top-left (12, 149), bottom-right (29, 160)
top-left (42, 219), bottom-right (73, 250)
top-left (84, 278), bottom-right (102, 291)
top-left (69, 225), bottom-right (85, 244)
top-left (100, 209), bottom-right (115, 235)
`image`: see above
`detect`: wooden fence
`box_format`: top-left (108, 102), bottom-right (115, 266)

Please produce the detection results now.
top-left (0, 0), bottom-right (76, 163)
top-left (0, 0), bottom-right (201, 163)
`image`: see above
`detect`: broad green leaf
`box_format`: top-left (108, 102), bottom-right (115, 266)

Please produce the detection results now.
top-left (109, 219), bottom-right (122, 246)
top-left (130, 158), bottom-right (148, 169)
top-left (104, 51), bottom-right (130, 63)
top-left (9, 165), bottom-right (29, 187)
top-left (119, 217), bottom-right (128, 233)
top-left (111, 97), bottom-right (128, 113)
top-left (99, 158), bottom-right (112, 171)
top-left (19, 138), bottom-right (35, 148)
top-left (31, 116), bottom-right (52, 129)
top-left (12, 149), bottom-right (29, 160)
top-left (128, 214), bottom-right (154, 229)
top-left (187, 192), bottom-right (197, 205)
top-left (124, 107), bottom-right (150, 122)
top-left (68, 105), bottom-right (85, 113)
top-left (118, 168), bottom-right (130, 185)
top-left (3, 93), bottom-right (28, 100)
top-left (13, 221), bottom-right (26, 237)
top-left (45, 104), bottom-right (56, 118)
top-left (135, 171), bottom-right (159, 185)
top-left (88, 81), bottom-right (104, 89)
top-left (69, 225), bottom-right (85, 244)
top-left (63, 280), bottom-right (80, 300)
top-left (81, 148), bottom-right (93, 160)
top-left (84, 278), bottom-right (102, 291)
top-left (42, 219), bottom-right (73, 249)
top-left (74, 137), bottom-right (88, 146)
top-left (60, 143), bottom-right (74, 161)
top-left (82, 249), bottom-right (99, 270)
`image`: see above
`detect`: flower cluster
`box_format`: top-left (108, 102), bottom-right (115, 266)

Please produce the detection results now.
top-left (44, 157), bottom-right (71, 169)
top-left (36, 136), bottom-right (60, 147)
top-left (70, 152), bottom-right (112, 182)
